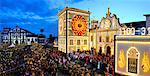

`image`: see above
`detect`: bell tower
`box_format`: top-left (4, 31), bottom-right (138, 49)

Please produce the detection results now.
top-left (57, 7), bottom-right (90, 53)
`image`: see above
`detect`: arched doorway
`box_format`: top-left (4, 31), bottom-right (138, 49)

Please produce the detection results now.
top-left (127, 47), bottom-right (139, 74)
top-left (98, 47), bottom-right (102, 55)
top-left (15, 40), bottom-right (18, 44)
top-left (106, 46), bottom-right (111, 55)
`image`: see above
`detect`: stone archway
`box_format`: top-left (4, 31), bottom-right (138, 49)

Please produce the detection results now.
top-left (127, 47), bottom-right (139, 74)
top-left (98, 47), bottom-right (102, 55)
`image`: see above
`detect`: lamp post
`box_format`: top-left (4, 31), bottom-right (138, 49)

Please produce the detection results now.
top-left (66, 7), bottom-right (68, 54)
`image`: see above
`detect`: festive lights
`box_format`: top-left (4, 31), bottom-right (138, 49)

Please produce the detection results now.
top-left (72, 15), bottom-right (87, 36)
top-left (59, 17), bottom-right (64, 35)
top-left (118, 49), bottom-right (125, 68)
top-left (141, 52), bottom-right (150, 73)
top-left (119, 27), bottom-right (150, 35)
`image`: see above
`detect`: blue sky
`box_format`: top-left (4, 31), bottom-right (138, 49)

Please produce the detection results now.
top-left (0, 0), bottom-right (150, 37)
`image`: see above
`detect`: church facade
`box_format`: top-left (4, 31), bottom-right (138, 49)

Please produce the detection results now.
top-left (58, 7), bottom-right (122, 55)
top-left (89, 8), bottom-right (121, 55)
top-left (1, 26), bottom-right (45, 45)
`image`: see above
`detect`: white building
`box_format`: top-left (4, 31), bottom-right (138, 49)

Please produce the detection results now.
top-left (26, 35), bottom-right (38, 45)
top-left (1, 26), bottom-right (45, 45)
top-left (38, 34), bottom-right (46, 45)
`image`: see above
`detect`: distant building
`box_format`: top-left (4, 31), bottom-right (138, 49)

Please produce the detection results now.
top-left (144, 14), bottom-right (150, 28)
top-left (1, 26), bottom-right (45, 45)
top-left (120, 14), bottom-right (150, 35)
top-left (38, 34), bottom-right (46, 45)
top-left (26, 34), bottom-right (38, 45)
top-left (1, 28), bottom-right (11, 44)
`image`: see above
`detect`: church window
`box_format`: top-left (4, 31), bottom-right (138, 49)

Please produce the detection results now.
top-left (77, 40), bottom-right (80, 45)
top-left (70, 40), bottom-right (73, 45)
top-left (106, 36), bottom-right (109, 42)
top-left (84, 40), bottom-right (87, 45)
top-left (99, 36), bottom-right (101, 42)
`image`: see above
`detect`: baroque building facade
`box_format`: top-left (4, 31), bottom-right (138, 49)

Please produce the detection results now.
top-left (89, 8), bottom-right (121, 55)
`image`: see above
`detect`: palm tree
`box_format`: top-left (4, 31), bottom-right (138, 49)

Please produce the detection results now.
top-left (40, 28), bottom-right (44, 34)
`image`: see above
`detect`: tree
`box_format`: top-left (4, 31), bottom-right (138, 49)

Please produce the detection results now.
top-left (48, 34), bottom-right (53, 43)
top-left (40, 29), bottom-right (44, 34)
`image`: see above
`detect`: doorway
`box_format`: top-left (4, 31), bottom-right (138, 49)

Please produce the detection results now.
top-left (106, 46), bottom-right (111, 55)
top-left (127, 47), bottom-right (139, 74)
top-left (15, 40), bottom-right (18, 44)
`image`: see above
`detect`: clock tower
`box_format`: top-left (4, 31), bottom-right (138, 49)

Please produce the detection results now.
top-left (57, 7), bottom-right (90, 53)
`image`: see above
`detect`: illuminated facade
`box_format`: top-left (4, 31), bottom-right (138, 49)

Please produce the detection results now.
top-left (58, 7), bottom-right (122, 55)
top-left (115, 35), bottom-right (150, 76)
top-left (89, 8), bottom-right (121, 55)
top-left (115, 14), bottom-right (150, 76)
top-left (57, 7), bottom-right (90, 53)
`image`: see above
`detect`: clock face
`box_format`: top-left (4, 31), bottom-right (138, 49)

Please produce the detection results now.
top-left (72, 15), bottom-right (87, 36)
top-left (105, 19), bottom-right (111, 29)
top-left (59, 17), bottom-right (64, 35)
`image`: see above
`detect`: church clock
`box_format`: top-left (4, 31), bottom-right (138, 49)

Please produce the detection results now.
top-left (71, 15), bottom-right (87, 36)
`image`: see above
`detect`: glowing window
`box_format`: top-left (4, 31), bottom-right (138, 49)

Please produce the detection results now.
top-left (91, 36), bottom-right (93, 41)
top-left (99, 36), bottom-right (101, 42)
top-left (84, 40), bottom-right (87, 45)
top-left (77, 40), bottom-right (80, 45)
top-left (106, 36), bottom-right (109, 42)
top-left (70, 40), bottom-right (73, 45)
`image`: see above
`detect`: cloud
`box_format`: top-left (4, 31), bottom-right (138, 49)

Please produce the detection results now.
top-left (0, 0), bottom-right (100, 37)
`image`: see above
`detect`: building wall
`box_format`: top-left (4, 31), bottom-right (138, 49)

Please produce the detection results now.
top-left (27, 37), bottom-right (38, 45)
top-left (58, 36), bottom-right (66, 52)
top-left (146, 15), bottom-right (150, 28)
top-left (115, 35), bottom-right (150, 76)
top-left (96, 30), bottom-right (117, 55)
top-left (58, 8), bottom-right (90, 53)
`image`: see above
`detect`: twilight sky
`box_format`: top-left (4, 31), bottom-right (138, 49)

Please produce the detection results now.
top-left (0, 0), bottom-right (150, 37)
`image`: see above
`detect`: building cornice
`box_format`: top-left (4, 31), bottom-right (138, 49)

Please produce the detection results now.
top-left (57, 7), bottom-right (90, 16)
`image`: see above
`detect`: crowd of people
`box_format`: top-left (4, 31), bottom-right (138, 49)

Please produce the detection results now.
top-left (0, 44), bottom-right (115, 76)
top-left (47, 50), bottom-right (115, 76)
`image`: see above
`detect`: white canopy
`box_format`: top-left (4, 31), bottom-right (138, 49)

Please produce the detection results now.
top-left (9, 43), bottom-right (15, 47)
